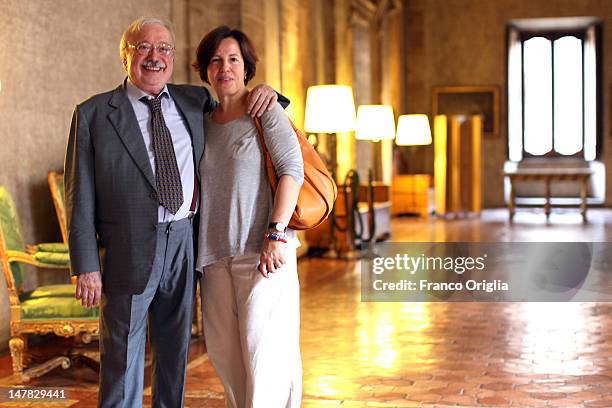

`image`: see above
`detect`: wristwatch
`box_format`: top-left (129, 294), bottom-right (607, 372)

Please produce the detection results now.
top-left (268, 222), bottom-right (287, 233)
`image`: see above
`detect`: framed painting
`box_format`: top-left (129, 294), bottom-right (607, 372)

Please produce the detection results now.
top-left (432, 86), bottom-right (500, 138)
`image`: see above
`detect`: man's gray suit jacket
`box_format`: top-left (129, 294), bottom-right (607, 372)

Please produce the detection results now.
top-left (65, 81), bottom-right (213, 295)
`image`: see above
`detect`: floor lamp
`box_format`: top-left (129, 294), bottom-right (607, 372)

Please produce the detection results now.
top-left (395, 114), bottom-right (432, 147)
top-left (304, 85), bottom-right (356, 257)
top-left (355, 105), bottom-right (396, 252)
top-left (395, 114), bottom-right (433, 177)
top-left (395, 114), bottom-right (433, 217)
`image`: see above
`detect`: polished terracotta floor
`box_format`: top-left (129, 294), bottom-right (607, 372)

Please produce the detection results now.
top-left (1, 208), bottom-right (611, 407)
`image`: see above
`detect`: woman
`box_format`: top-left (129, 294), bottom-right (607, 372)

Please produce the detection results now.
top-left (193, 26), bottom-right (304, 408)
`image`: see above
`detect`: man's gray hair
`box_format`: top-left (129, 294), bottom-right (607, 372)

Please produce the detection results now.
top-left (119, 17), bottom-right (176, 67)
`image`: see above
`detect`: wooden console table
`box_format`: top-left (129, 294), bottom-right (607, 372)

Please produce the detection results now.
top-left (391, 175), bottom-right (430, 217)
top-left (504, 168), bottom-right (593, 222)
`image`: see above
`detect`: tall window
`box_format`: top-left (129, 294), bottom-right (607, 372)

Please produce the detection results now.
top-left (507, 19), bottom-right (601, 161)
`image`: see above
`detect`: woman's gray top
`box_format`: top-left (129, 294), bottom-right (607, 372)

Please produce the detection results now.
top-left (196, 104), bottom-right (304, 270)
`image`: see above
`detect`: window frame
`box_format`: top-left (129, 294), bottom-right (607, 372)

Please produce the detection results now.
top-left (506, 19), bottom-right (602, 162)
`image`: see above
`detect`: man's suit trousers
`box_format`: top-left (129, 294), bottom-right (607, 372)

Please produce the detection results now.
top-left (98, 217), bottom-right (195, 408)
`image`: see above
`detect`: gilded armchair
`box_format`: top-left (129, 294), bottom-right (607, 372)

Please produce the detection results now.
top-left (0, 186), bottom-right (99, 381)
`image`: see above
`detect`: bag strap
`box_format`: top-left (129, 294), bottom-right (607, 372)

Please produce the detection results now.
top-left (253, 117), bottom-right (279, 192)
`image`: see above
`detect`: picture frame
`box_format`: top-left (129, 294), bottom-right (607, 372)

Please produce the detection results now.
top-left (432, 86), bottom-right (500, 138)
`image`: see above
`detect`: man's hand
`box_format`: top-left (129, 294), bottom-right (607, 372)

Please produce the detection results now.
top-left (247, 85), bottom-right (278, 118)
top-left (76, 271), bottom-right (102, 308)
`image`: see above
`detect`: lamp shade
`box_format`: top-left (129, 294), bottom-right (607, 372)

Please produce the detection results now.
top-left (355, 105), bottom-right (395, 141)
top-left (304, 85), bottom-right (356, 133)
top-left (395, 114), bottom-right (432, 146)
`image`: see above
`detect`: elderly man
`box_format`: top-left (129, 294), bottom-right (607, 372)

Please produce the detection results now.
top-left (65, 17), bottom-right (283, 408)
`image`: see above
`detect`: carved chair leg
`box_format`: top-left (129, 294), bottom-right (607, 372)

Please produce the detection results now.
top-left (10, 334), bottom-right (100, 381)
top-left (22, 357), bottom-right (71, 382)
top-left (8, 336), bottom-right (25, 378)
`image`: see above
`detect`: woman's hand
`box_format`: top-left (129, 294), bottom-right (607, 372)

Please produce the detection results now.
top-left (258, 238), bottom-right (287, 278)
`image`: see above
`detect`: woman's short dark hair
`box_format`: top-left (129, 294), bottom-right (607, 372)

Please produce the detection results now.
top-left (192, 26), bottom-right (258, 85)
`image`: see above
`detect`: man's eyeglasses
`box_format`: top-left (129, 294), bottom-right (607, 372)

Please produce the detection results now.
top-left (127, 42), bottom-right (175, 57)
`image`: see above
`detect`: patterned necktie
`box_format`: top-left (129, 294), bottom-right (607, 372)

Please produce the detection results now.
top-left (142, 96), bottom-right (184, 214)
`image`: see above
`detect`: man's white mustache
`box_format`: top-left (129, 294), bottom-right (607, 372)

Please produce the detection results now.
top-left (142, 60), bottom-right (166, 70)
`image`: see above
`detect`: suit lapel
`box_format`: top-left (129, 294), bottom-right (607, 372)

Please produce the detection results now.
top-left (169, 84), bottom-right (204, 167)
top-left (107, 83), bottom-right (157, 190)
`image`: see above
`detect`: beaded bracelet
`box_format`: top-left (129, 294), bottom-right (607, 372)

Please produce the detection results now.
top-left (265, 231), bottom-right (288, 243)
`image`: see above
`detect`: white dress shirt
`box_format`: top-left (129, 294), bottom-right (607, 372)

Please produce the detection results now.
top-left (126, 79), bottom-right (195, 223)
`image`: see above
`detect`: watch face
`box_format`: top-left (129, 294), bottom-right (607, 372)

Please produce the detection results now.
top-left (270, 222), bottom-right (286, 232)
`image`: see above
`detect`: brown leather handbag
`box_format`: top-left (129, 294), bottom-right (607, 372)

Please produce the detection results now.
top-left (254, 117), bottom-right (337, 230)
